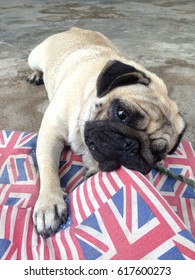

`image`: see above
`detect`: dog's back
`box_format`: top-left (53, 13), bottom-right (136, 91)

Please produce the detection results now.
top-left (28, 28), bottom-right (120, 99)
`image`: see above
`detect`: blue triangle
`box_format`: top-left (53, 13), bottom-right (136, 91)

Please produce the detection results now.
top-left (5, 197), bottom-right (20, 206)
top-left (170, 168), bottom-right (183, 175)
top-left (111, 188), bottom-right (124, 216)
top-left (0, 166), bottom-right (10, 184)
top-left (137, 194), bottom-right (155, 228)
top-left (16, 158), bottom-right (27, 180)
top-left (81, 213), bottom-right (102, 233)
top-left (0, 239), bottom-right (11, 259)
top-left (160, 168), bottom-right (183, 193)
top-left (59, 160), bottom-right (67, 169)
top-left (29, 147), bottom-right (38, 172)
top-left (159, 246), bottom-right (186, 260)
top-left (160, 177), bottom-right (176, 192)
top-left (182, 186), bottom-right (195, 198)
top-left (77, 237), bottom-right (102, 260)
top-left (5, 131), bottom-right (12, 137)
top-left (179, 230), bottom-right (195, 243)
top-left (22, 134), bottom-right (37, 147)
top-left (151, 168), bottom-right (159, 179)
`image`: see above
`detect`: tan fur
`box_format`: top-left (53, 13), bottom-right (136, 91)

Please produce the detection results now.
top-left (27, 27), bottom-right (185, 237)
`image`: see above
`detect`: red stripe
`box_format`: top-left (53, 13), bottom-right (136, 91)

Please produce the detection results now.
top-left (131, 170), bottom-right (185, 230)
top-left (91, 175), bottom-right (105, 207)
top-left (26, 211), bottom-right (34, 259)
top-left (69, 227), bottom-right (84, 260)
top-left (83, 180), bottom-right (95, 214)
top-left (0, 184), bottom-right (9, 205)
top-left (0, 131), bottom-right (5, 145)
top-left (65, 172), bottom-right (84, 194)
top-left (18, 132), bottom-right (36, 146)
top-left (5, 207), bottom-right (26, 259)
top-left (43, 239), bottom-right (50, 260)
top-left (76, 185), bottom-right (87, 222)
top-left (4, 206), bottom-right (11, 240)
top-left (50, 235), bottom-right (62, 259)
top-left (174, 240), bottom-right (195, 259)
top-left (0, 132), bottom-right (31, 169)
top-left (186, 199), bottom-right (195, 237)
top-left (97, 172), bottom-right (111, 199)
top-left (75, 227), bottom-right (109, 253)
top-left (25, 156), bottom-right (34, 181)
top-left (63, 230), bottom-right (73, 259)
top-left (105, 171), bottom-right (120, 192)
top-left (124, 185), bottom-right (133, 233)
top-left (10, 157), bottom-right (18, 182)
top-left (183, 141), bottom-right (195, 159)
top-left (99, 200), bottom-right (175, 259)
top-left (163, 195), bottom-right (184, 223)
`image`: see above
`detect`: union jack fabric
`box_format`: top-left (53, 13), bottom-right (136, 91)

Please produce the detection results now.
top-left (0, 130), bottom-right (195, 260)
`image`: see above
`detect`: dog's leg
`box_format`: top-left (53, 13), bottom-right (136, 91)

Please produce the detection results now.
top-left (27, 43), bottom-right (45, 85)
top-left (33, 119), bottom-right (67, 238)
top-left (27, 70), bottom-right (44, 85)
top-left (82, 153), bottom-right (99, 178)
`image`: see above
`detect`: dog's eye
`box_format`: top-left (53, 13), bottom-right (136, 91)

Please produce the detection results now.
top-left (117, 106), bottom-right (129, 121)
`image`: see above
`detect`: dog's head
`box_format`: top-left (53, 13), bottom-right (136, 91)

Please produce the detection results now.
top-left (84, 60), bottom-right (186, 174)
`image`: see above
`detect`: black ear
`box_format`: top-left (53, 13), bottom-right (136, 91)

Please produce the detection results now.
top-left (97, 60), bottom-right (150, 98)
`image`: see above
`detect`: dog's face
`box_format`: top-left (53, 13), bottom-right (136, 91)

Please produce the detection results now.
top-left (84, 60), bottom-right (186, 175)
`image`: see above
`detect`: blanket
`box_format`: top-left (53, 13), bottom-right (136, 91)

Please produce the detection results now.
top-left (0, 130), bottom-right (195, 259)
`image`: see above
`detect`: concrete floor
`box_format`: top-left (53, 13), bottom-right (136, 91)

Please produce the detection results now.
top-left (0, 0), bottom-right (195, 148)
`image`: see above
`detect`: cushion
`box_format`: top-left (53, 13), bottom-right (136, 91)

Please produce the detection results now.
top-left (0, 130), bottom-right (195, 259)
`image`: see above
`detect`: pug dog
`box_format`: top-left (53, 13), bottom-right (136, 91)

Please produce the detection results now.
top-left (27, 27), bottom-right (186, 238)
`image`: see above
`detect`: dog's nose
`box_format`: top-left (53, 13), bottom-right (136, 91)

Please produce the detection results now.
top-left (124, 138), bottom-right (140, 155)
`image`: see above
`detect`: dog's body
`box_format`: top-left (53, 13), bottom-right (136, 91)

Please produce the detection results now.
top-left (27, 27), bottom-right (185, 237)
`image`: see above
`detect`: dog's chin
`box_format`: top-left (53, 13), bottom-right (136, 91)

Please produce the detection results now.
top-left (84, 120), bottom-right (157, 175)
top-left (92, 150), bottom-right (153, 175)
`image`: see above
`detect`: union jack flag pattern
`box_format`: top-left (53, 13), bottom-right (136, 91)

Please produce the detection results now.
top-left (0, 130), bottom-right (194, 259)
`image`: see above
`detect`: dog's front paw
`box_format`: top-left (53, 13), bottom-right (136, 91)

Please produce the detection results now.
top-left (27, 70), bottom-right (44, 85)
top-left (33, 192), bottom-right (68, 238)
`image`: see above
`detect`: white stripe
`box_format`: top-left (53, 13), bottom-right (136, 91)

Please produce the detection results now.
top-left (31, 226), bottom-right (39, 260)
top-left (174, 233), bottom-right (195, 251)
top-left (72, 187), bottom-right (82, 224)
top-left (16, 132), bottom-right (36, 148)
top-left (65, 228), bottom-right (79, 259)
top-left (8, 192), bottom-right (31, 208)
top-left (79, 183), bottom-right (90, 218)
top-left (181, 198), bottom-right (190, 231)
top-left (75, 211), bottom-right (117, 260)
top-left (0, 158), bottom-right (11, 182)
top-left (142, 238), bottom-right (175, 259)
top-left (110, 171), bottom-right (125, 189)
top-left (94, 173), bottom-right (107, 203)
top-left (101, 172), bottom-right (116, 196)
top-left (127, 169), bottom-right (183, 233)
top-left (39, 236), bottom-right (45, 259)
top-left (55, 231), bottom-right (68, 259)
top-left (190, 199), bottom-right (195, 226)
top-left (87, 177), bottom-right (99, 209)
top-left (131, 186), bottom-right (139, 233)
top-left (9, 206), bottom-right (18, 241)
top-left (0, 184), bottom-right (10, 204)
top-left (21, 208), bottom-right (31, 259)
top-left (46, 237), bottom-right (56, 259)
top-left (0, 206), bottom-right (7, 237)
top-left (95, 211), bottom-right (117, 260)
top-left (10, 249), bottom-right (18, 260)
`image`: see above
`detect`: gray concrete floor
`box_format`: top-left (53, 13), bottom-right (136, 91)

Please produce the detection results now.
top-left (0, 0), bottom-right (195, 148)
